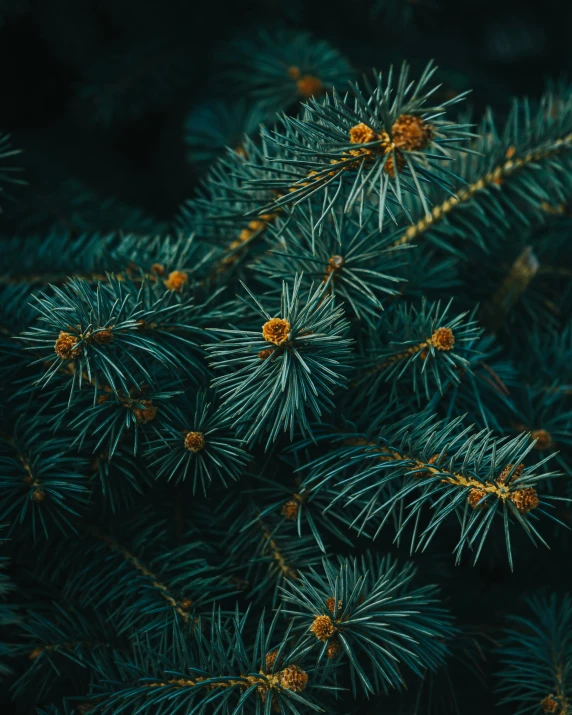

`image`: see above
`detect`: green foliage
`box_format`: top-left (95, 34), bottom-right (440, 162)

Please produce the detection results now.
top-left (184, 100), bottom-right (273, 168)
top-left (252, 201), bottom-right (406, 322)
top-left (251, 61), bottom-right (474, 228)
top-left (497, 594), bottom-right (572, 713)
top-left (209, 275), bottom-right (353, 447)
top-left (145, 390), bottom-right (251, 492)
top-left (2, 16), bottom-right (572, 715)
top-left (281, 554), bottom-right (455, 695)
top-left (90, 609), bottom-right (324, 715)
top-left (295, 414), bottom-right (566, 568)
top-left (219, 29), bottom-right (354, 112)
top-left (0, 418), bottom-right (90, 539)
top-left (22, 277), bottom-right (211, 399)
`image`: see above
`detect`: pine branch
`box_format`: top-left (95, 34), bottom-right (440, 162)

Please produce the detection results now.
top-left (497, 594), bottom-right (572, 714)
top-left (391, 91), bottom-right (572, 254)
top-left (280, 553), bottom-right (455, 695)
top-left (294, 414), bottom-right (567, 567)
top-left (248, 61), bottom-right (473, 229)
top-left (208, 275), bottom-right (353, 447)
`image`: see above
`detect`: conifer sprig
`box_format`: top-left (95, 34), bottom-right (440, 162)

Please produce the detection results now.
top-left (497, 594), bottom-right (572, 714)
top-left (34, 508), bottom-right (231, 634)
top-left (250, 61), bottom-right (475, 228)
top-left (281, 554), bottom-right (455, 695)
top-left (219, 29), bottom-right (354, 111)
top-left (253, 202), bottom-right (406, 322)
top-left (222, 503), bottom-right (324, 604)
top-left (0, 418), bottom-right (89, 539)
top-left (390, 90), bottom-right (572, 255)
top-left (356, 299), bottom-right (481, 398)
top-left (295, 414), bottom-right (566, 568)
top-left (91, 609), bottom-right (323, 715)
top-left (145, 390), bottom-right (251, 492)
top-left (21, 277), bottom-right (210, 401)
top-left (208, 275), bottom-right (353, 447)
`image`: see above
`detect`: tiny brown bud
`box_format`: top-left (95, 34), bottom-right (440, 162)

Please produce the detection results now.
top-left (29, 647), bottom-right (43, 660)
top-left (540, 695), bottom-right (560, 713)
top-left (262, 318), bottom-right (290, 346)
top-left (258, 348), bottom-right (274, 360)
top-left (498, 463), bottom-right (525, 485)
top-left (326, 639), bottom-right (341, 659)
top-left (297, 75), bottom-right (323, 98)
top-left (132, 400), bottom-right (158, 424)
top-left (281, 499), bottom-right (299, 521)
top-left (54, 331), bottom-right (82, 360)
top-left (325, 597), bottom-right (342, 613)
top-left (392, 114), bottom-right (434, 151)
top-left (88, 329), bottom-right (114, 346)
top-left (326, 255), bottom-right (345, 278)
top-left (431, 327), bottom-right (455, 351)
top-left (531, 429), bottom-right (552, 451)
top-left (265, 649), bottom-right (280, 672)
top-left (32, 488), bottom-right (46, 503)
top-left (184, 431), bottom-right (205, 453)
top-left (384, 150), bottom-right (406, 177)
top-left (164, 270), bottom-right (188, 292)
top-left (279, 664), bottom-right (308, 693)
top-left (310, 615), bottom-right (336, 642)
top-left (467, 488), bottom-right (488, 510)
top-left (151, 263), bottom-right (165, 276)
top-left (510, 487), bottom-right (539, 514)
top-left (287, 66), bottom-right (301, 79)
top-left (179, 598), bottom-right (193, 611)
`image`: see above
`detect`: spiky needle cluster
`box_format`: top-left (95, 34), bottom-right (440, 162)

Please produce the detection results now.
top-left (1, 40), bottom-right (572, 715)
